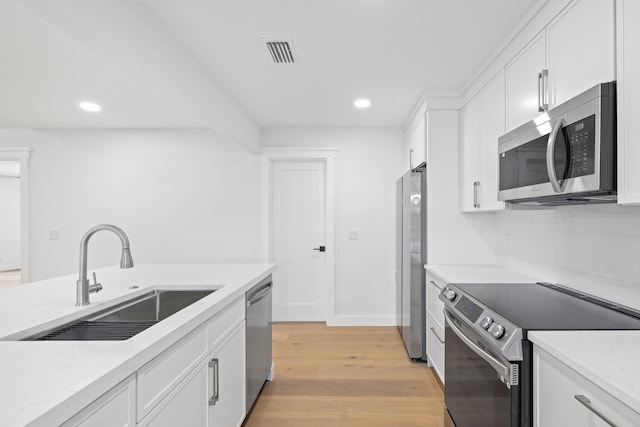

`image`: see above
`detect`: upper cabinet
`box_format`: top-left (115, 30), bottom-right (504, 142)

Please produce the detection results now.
top-left (547, 0), bottom-right (615, 109)
top-left (505, 32), bottom-right (546, 132)
top-left (404, 111), bottom-right (426, 170)
top-left (616, 0), bottom-right (640, 204)
top-left (504, 0), bottom-right (615, 133)
top-left (460, 71), bottom-right (506, 213)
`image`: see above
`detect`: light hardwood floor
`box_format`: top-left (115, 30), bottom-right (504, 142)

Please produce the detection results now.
top-left (0, 269), bottom-right (20, 288)
top-left (243, 322), bottom-right (444, 427)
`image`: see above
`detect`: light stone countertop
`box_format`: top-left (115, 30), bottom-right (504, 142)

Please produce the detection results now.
top-left (425, 264), bottom-right (539, 284)
top-left (529, 330), bottom-right (640, 415)
top-left (0, 263), bottom-right (276, 427)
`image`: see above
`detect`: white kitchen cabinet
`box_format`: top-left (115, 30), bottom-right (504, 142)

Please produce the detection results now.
top-left (547, 0), bottom-right (615, 109)
top-left (505, 31), bottom-right (546, 132)
top-left (534, 346), bottom-right (640, 427)
top-left (208, 322), bottom-right (246, 427)
top-left (425, 271), bottom-right (445, 384)
top-left (460, 71), bottom-right (506, 212)
top-left (616, 0), bottom-right (640, 204)
top-left (403, 108), bottom-right (426, 170)
top-left (137, 296), bottom-right (246, 426)
top-left (62, 376), bottom-right (135, 427)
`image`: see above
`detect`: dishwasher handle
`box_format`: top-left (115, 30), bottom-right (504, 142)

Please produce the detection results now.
top-left (247, 282), bottom-right (272, 306)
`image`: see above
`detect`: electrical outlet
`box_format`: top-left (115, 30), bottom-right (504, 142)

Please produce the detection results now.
top-left (348, 229), bottom-right (359, 240)
top-left (49, 230), bottom-right (60, 240)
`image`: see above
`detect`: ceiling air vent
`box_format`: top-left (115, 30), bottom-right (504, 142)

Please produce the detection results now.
top-left (264, 39), bottom-right (297, 64)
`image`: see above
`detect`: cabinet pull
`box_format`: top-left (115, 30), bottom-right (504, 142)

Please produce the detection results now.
top-left (430, 280), bottom-right (442, 291)
top-left (538, 69), bottom-right (549, 112)
top-left (409, 148), bottom-right (414, 169)
top-left (473, 181), bottom-right (480, 208)
top-left (430, 327), bottom-right (445, 344)
top-left (208, 358), bottom-right (220, 406)
top-left (574, 395), bottom-right (617, 426)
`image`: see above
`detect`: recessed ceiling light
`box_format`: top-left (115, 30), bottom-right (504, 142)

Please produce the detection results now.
top-left (79, 101), bottom-right (102, 112)
top-left (354, 98), bottom-right (371, 109)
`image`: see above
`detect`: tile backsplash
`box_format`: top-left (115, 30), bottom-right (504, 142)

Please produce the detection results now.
top-left (495, 203), bottom-right (640, 308)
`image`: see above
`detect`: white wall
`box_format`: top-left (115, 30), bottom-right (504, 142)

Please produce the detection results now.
top-left (262, 128), bottom-right (404, 325)
top-left (0, 129), bottom-right (262, 281)
top-left (0, 168), bottom-right (20, 271)
top-left (495, 204), bottom-right (640, 309)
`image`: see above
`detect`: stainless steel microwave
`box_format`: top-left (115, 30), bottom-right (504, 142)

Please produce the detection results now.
top-left (498, 82), bottom-right (616, 206)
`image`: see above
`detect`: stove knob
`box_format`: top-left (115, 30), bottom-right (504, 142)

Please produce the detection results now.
top-left (480, 316), bottom-right (493, 330)
top-left (491, 324), bottom-right (506, 339)
top-left (444, 289), bottom-right (457, 301)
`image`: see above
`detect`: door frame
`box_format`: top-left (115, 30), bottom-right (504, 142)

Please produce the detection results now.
top-left (261, 147), bottom-right (337, 324)
top-left (0, 147), bottom-right (31, 283)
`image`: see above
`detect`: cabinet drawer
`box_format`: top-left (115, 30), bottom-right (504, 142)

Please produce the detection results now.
top-left (426, 273), bottom-right (446, 330)
top-left (426, 312), bottom-right (445, 384)
top-left (137, 327), bottom-right (208, 422)
top-left (208, 296), bottom-right (244, 352)
top-left (534, 346), bottom-right (640, 427)
top-left (62, 376), bottom-right (135, 427)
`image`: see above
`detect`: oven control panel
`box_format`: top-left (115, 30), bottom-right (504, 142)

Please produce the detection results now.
top-left (439, 284), bottom-right (524, 361)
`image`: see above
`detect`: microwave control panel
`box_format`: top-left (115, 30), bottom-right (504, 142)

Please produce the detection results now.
top-left (565, 114), bottom-right (596, 178)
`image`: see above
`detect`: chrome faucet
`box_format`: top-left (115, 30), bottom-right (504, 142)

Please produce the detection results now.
top-left (76, 224), bottom-right (134, 306)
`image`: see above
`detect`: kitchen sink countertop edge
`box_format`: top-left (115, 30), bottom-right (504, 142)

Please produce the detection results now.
top-left (0, 263), bottom-right (276, 427)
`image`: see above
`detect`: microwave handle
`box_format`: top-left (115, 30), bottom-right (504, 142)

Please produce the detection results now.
top-left (546, 118), bottom-right (567, 193)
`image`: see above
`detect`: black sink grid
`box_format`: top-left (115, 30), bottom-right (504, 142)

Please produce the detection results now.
top-left (33, 320), bottom-right (158, 341)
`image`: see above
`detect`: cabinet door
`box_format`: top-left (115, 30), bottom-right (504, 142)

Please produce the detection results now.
top-left (547, 0), bottom-right (615, 108)
top-left (506, 31), bottom-right (546, 131)
top-left (62, 377), bottom-right (135, 427)
top-left (478, 70), bottom-right (506, 212)
top-left (617, 0), bottom-right (640, 204)
top-left (141, 364), bottom-right (208, 427)
top-left (209, 322), bottom-right (246, 427)
top-left (459, 97), bottom-right (480, 212)
top-left (404, 111), bottom-right (426, 169)
top-left (534, 347), bottom-right (640, 427)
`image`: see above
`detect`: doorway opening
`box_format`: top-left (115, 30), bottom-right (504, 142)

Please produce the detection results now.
top-left (0, 148), bottom-right (30, 286)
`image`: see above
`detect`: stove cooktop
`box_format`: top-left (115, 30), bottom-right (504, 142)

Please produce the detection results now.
top-left (455, 282), bottom-right (640, 332)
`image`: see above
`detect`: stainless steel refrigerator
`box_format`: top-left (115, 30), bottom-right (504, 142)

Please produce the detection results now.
top-left (396, 163), bottom-right (427, 361)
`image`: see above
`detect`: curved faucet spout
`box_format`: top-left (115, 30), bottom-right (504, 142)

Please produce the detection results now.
top-left (76, 224), bottom-right (134, 306)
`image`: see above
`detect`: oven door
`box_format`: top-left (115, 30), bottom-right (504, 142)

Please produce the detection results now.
top-left (444, 309), bottom-right (520, 427)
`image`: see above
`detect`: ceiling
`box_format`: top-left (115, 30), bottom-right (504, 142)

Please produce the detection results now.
top-left (0, 0), bottom-right (537, 131)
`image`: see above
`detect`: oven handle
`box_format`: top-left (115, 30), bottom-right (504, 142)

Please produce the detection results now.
top-left (546, 118), bottom-right (567, 193)
top-left (444, 309), bottom-right (511, 379)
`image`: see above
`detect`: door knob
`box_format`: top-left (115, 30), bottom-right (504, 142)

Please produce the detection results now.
top-left (313, 246), bottom-right (326, 252)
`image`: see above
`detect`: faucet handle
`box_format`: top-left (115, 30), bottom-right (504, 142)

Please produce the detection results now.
top-left (89, 272), bottom-right (103, 294)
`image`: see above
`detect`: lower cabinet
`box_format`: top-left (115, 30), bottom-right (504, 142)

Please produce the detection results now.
top-left (141, 322), bottom-right (246, 427)
top-left (61, 376), bottom-right (136, 427)
top-left (534, 346), bottom-right (640, 427)
top-left (425, 270), bottom-right (445, 383)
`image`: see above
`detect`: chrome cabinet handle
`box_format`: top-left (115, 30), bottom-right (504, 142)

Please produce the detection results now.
top-left (409, 148), bottom-right (414, 169)
top-left (546, 118), bottom-right (567, 193)
top-left (574, 395), bottom-right (617, 426)
top-left (473, 181), bottom-right (480, 208)
top-left (430, 280), bottom-right (442, 291)
top-left (430, 327), bottom-right (445, 344)
top-left (538, 69), bottom-right (549, 112)
top-left (208, 358), bottom-right (219, 405)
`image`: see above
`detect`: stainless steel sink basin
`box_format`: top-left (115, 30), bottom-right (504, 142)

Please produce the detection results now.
top-left (24, 289), bottom-right (217, 341)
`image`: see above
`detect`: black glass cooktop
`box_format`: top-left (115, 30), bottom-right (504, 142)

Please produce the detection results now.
top-left (455, 283), bottom-right (640, 332)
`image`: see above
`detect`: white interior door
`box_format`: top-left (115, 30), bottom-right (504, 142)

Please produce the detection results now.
top-left (271, 160), bottom-right (326, 321)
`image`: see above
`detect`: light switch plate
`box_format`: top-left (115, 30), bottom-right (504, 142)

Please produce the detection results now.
top-left (348, 229), bottom-right (359, 240)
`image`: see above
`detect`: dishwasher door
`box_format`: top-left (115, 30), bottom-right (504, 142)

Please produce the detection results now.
top-left (246, 278), bottom-right (273, 411)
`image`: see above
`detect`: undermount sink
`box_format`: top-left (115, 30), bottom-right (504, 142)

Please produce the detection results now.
top-left (24, 289), bottom-right (217, 341)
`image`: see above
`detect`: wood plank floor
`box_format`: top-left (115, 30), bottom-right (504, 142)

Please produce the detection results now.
top-left (0, 269), bottom-right (20, 288)
top-left (243, 322), bottom-right (444, 427)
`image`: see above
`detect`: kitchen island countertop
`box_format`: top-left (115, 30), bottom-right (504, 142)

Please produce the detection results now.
top-left (0, 263), bottom-right (275, 427)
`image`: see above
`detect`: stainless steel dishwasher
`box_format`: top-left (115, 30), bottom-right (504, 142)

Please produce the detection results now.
top-left (245, 275), bottom-right (273, 411)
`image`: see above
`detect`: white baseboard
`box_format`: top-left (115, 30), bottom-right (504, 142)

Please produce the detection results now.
top-left (326, 314), bottom-right (397, 327)
top-left (0, 264), bottom-right (20, 272)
